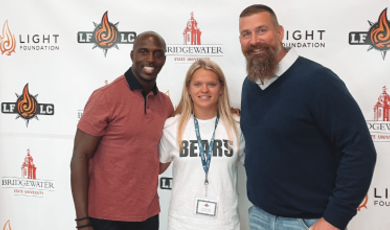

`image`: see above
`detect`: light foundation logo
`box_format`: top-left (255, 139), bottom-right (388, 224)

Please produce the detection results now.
top-left (0, 20), bottom-right (16, 56)
top-left (1, 149), bottom-right (55, 198)
top-left (166, 12), bottom-right (223, 63)
top-left (373, 187), bottom-right (389, 207)
top-left (367, 86), bottom-right (390, 141)
top-left (349, 8), bottom-right (390, 60)
top-left (0, 20), bottom-right (60, 55)
top-left (1, 83), bottom-right (55, 127)
top-left (3, 220), bottom-right (11, 230)
top-left (77, 11), bottom-right (136, 57)
top-left (283, 29), bottom-right (326, 48)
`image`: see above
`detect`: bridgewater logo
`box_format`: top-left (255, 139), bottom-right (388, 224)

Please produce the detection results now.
top-left (183, 12), bottom-right (202, 45)
top-left (367, 86), bottom-right (390, 141)
top-left (1, 149), bottom-right (55, 198)
top-left (77, 11), bottom-right (137, 57)
top-left (21, 149), bottom-right (37, 179)
top-left (349, 8), bottom-right (390, 60)
top-left (166, 12), bottom-right (223, 63)
top-left (0, 20), bottom-right (16, 56)
top-left (1, 84), bottom-right (55, 127)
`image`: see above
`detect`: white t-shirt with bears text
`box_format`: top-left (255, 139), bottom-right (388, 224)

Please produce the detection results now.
top-left (159, 114), bottom-right (245, 230)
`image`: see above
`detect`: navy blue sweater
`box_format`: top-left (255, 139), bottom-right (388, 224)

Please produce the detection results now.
top-left (241, 57), bottom-right (376, 229)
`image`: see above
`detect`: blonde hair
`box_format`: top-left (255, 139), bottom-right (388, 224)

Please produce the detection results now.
top-left (172, 59), bottom-right (239, 152)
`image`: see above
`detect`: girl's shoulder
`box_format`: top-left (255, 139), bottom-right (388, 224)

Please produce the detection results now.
top-left (164, 114), bottom-right (181, 128)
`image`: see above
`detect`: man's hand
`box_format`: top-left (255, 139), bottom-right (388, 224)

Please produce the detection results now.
top-left (230, 107), bottom-right (240, 116)
top-left (309, 218), bottom-right (340, 230)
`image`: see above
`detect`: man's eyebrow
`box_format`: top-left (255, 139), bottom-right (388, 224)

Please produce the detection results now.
top-left (240, 29), bottom-right (250, 34)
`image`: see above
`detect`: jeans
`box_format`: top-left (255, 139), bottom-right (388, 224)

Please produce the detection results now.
top-left (248, 205), bottom-right (319, 230)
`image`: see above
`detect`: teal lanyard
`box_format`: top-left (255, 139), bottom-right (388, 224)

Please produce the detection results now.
top-left (193, 113), bottom-right (220, 186)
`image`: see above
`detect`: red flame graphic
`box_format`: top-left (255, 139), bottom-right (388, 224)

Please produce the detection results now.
top-left (0, 21), bottom-right (16, 56)
top-left (3, 220), bottom-right (11, 230)
top-left (357, 194), bottom-right (368, 211)
top-left (369, 9), bottom-right (390, 50)
top-left (17, 84), bottom-right (38, 119)
top-left (94, 12), bottom-right (118, 48)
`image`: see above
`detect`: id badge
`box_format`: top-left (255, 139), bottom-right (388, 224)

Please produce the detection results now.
top-left (194, 197), bottom-right (218, 217)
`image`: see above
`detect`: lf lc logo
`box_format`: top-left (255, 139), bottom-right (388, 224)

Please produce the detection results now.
top-left (160, 177), bottom-right (173, 190)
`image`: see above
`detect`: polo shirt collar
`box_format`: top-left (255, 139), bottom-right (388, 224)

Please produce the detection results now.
top-left (124, 67), bottom-right (158, 95)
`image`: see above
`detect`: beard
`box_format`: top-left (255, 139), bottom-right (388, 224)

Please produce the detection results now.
top-left (244, 43), bottom-right (281, 82)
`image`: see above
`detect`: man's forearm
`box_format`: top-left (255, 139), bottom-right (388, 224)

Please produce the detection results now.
top-left (71, 154), bottom-right (90, 219)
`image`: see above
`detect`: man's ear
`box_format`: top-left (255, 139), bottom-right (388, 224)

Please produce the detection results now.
top-left (278, 25), bottom-right (284, 43)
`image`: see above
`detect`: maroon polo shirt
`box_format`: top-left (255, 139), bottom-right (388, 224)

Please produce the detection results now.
top-left (78, 68), bottom-right (174, 222)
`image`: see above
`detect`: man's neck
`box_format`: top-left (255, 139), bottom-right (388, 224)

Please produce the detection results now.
top-left (131, 69), bottom-right (155, 95)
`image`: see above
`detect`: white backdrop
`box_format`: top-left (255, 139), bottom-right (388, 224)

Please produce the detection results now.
top-left (1, 0), bottom-right (389, 229)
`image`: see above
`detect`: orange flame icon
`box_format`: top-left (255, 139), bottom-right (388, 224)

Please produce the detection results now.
top-left (3, 220), bottom-right (11, 230)
top-left (94, 12), bottom-right (118, 49)
top-left (357, 194), bottom-right (369, 211)
top-left (369, 9), bottom-right (390, 50)
top-left (0, 20), bottom-right (16, 56)
top-left (17, 84), bottom-right (38, 120)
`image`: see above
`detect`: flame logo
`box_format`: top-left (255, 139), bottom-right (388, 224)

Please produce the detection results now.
top-left (16, 84), bottom-right (38, 120)
top-left (0, 20), bottom-right (16, 56)
top-left (94, 12), bottom-right (118, 49)
top-left (357, 194), bottom-right (369, 211)
top-left (3, 220), bottom-right (11, 230)
top-left (369, 8), bottom-right (390, 50)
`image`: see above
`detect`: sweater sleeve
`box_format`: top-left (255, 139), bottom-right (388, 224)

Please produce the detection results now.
top-left (308, 68), bottom-right (376, 229)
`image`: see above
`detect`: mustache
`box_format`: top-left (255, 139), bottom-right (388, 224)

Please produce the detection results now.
top-left (245, 43), bottom-right (271, 55)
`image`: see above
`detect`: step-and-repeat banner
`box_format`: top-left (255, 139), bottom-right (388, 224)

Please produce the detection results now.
top-left (1, 0), bottom-right (389, 229)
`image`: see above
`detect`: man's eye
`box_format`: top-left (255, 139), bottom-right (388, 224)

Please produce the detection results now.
top-left (155, 52), bottom-right (163, 57)
top-left (241, 32), bottom-right (250, 38)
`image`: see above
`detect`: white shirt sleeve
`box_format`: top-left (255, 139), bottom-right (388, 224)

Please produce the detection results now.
top-left (159, 129), bottom-right (174, 163)
top-left (159, 117), bottom-right (178, 163)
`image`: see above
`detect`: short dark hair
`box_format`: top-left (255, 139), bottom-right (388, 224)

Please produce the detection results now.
top-left (240, 4), bottom-right (279, 28)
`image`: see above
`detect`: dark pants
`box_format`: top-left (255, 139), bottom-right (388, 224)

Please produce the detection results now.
top-left (90, 215), bottom-right (159, 230)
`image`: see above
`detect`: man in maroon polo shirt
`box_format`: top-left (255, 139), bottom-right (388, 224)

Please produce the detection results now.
top-left (70, 31), bottom-right (174, 230)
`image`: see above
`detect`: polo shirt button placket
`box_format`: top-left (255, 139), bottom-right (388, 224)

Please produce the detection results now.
top-left (145, 95), bottom-right (152, 117)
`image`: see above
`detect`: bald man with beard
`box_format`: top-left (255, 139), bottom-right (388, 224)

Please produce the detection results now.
top-left (71, 31), bottom-right (174, 230)
top-left (239, 4), bottom-right (376, 230)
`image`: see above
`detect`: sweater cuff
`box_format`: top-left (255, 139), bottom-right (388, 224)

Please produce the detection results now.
top-left (323, 201), bottom-right (356, 229)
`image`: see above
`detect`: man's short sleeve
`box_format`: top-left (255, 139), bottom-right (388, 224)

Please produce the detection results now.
top-left (77, 89), bottom-right (110, 136)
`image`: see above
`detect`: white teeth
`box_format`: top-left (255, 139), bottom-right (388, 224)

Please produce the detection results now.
top-left (144, 67), bottom-right (154, 70)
